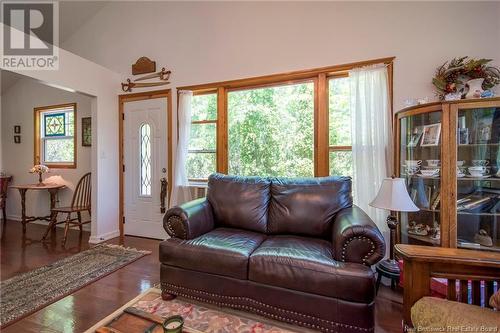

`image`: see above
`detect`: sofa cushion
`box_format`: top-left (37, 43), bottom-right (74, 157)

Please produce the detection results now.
top-left (249, 235), bottom-right (375, 303)
top-left (160, 227), bottom-right (266, 279)
top-left (208, 173), bottom-right (270, 233)
top-left (268, 176), bottom-right (352, 238)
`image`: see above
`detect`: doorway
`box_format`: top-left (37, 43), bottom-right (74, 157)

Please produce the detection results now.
top-left (119, 90), bottom-right (172, 239)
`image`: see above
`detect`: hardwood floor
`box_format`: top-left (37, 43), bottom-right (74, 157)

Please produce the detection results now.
top-left (1, 220), bottom-right (403, 333)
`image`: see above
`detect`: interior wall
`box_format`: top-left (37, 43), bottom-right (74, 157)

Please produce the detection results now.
top-left (62, 1), bottom-right (500, 111)
top-left (1, 23), bottom-right (123, 243)
top-left (1, 75), bottom-right (92, 224)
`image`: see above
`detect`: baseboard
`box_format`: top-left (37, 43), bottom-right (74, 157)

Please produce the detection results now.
top-left (89, 229), bottom-right (120, 244)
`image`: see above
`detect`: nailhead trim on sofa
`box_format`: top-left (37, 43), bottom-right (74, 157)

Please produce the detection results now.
top-left (166, 215), bottom-right (187, 239)
top-left (341, 236), bottom-right (375, 265)
top-left (161, 282), bottom-right (374, 333)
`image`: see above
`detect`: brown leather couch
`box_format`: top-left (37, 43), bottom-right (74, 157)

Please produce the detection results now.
top-left (160, 174), bottom-right (386, 332)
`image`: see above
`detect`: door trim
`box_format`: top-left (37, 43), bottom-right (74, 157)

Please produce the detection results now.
top-left (118, 89), bottom-right (173, 238)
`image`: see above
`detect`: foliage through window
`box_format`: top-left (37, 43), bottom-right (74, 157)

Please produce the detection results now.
top-left (187, 93), bottom-right (217, 180)
top-left (329, 77), bottom-right (353, 178)
top-left (35, 103), bottom-right (76, 168)
top-left (228, 82), bottom-right (314, 177)
top-left (182, 59), bottom-right (392, 181)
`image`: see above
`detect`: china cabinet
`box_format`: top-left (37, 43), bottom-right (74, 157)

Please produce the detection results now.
top-left (395, 97), bottom-right (500, 252)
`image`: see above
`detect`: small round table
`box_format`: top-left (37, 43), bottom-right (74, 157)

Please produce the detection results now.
top-left (375, 263), bottom-right (400, 294)
top-left (9, 182), bottom-right (65, 233)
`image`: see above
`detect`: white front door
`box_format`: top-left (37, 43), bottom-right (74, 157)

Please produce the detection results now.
top-left (124, 98), bottom-right (168, 239)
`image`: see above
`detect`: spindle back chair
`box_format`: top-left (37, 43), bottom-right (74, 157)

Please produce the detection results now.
top-left (42, 173), bottom-right (91, 245)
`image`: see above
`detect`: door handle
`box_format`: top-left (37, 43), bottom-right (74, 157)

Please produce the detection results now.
top-left (160, 177), bottom-right (167, 213)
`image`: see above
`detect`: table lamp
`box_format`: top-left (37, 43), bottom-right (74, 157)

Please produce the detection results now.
top-left (370, 177), bottom-right (419, 273)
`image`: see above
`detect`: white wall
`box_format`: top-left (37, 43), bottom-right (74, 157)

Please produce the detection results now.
top-left (1, 76), bottom-right (92, 225)
top-left (62, 1), bottom-right (500, 111)
top-left (1, 23), bottom-right (123, 243)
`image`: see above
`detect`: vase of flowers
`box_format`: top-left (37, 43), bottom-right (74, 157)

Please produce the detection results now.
top-left (29, 164), bottom-right (49, 185)
top-left (432, 57), bottom-right (500, 100)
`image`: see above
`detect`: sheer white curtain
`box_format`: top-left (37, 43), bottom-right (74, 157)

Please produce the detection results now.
top-left (349, 64), bottom-right (392, 233)
top-left (171, 90), bottom-right (193, 206)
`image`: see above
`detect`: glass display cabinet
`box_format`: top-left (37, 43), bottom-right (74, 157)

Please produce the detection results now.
top-left (395, 97), bottom-right (500, 252)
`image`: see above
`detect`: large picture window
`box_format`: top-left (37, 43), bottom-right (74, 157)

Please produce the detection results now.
top-left (181, 57), bottom-right (393, 181)
top-left (228, 82), bottom-right (314, 177)
top-left (34, 103), bottom-right (77, 168)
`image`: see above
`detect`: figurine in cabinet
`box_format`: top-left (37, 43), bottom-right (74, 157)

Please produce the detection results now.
top-left (473, 229), bottom-right (493, 247)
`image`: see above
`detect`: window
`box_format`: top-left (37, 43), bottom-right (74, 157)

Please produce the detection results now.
top-left (228, 82), bottom-right (314, 177)
top-left (187, 93), bottom-right (217, 180)
top-left (34, 103), bottom-right (76, 168)
top-left (329, 76), bottom-right (353, 177)
top-left (140, 123), bottom-right (152, 196)
top-left (181, 57), bottom-right (393, 181)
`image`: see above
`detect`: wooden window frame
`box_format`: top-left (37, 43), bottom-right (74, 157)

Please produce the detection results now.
top-left (34, 103), bottom-right (77, 169)
top-left (178, 57), bottom-right (394, 178)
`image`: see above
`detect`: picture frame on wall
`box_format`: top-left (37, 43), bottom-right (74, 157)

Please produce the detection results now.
top-left (14, 125), bottom-right (21, 134)
top-left (421, 123), bottom-right (441, 147)
top-left (82, 117), bottom-right (92, 147)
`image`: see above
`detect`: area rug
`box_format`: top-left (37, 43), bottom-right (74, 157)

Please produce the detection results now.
top-left (0, 244), bottom-right (151, 328)
top-left (85, 287), bottom-right (316, 333)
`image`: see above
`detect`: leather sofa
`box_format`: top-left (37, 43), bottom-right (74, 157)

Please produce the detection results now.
top-left (160, 174), bottom-right (386, 332)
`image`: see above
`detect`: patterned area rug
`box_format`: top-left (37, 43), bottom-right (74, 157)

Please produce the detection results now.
top-left (86, 288), bottom-right (315, 333)
top-left (0, 244), bottom-right (150, 328)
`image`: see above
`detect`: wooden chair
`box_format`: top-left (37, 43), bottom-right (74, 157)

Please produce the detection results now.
top-left (395, 244), bottom-right (500, 329)
top-left (42, 172), bottom-right (91, 245)
top-left (0, 176), bottom-right (12, 222)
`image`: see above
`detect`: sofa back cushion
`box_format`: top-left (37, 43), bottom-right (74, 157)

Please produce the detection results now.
top-left (207, 173), bottom-right (270, 233)
top-left (268, 176), bottom-right (352, 238)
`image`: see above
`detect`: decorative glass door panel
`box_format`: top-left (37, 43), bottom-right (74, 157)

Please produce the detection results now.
top-left (455, 106), bottom-right (500, 252)
top-left (399, 111), bottom-right (442, 247)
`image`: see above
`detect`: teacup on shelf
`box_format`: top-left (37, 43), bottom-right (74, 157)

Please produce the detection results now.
top-left (426, 159), bottom-right (440, 167)
top-left (468, 166), bottom-right (489, 177)
top-left (457, 167), bottom-right (465, 178)
top-left (404, 165), bottom-right (420, 175)
top-left (405, 160), bottom-right (422, 167)
top-left (457, 160), bottom-right (465, 167)
top-left (472, 160), bottom-right (489, 167)
top-left (420, 169), bottom-right (440, 177)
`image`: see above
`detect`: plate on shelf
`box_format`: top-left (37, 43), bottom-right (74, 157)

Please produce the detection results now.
top-left (465, 175), bottom-right (491, 179)
top-left (417, 174), bottom-right (439, 178)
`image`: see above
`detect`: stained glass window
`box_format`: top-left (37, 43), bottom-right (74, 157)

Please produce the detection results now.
top-left (44, 113), bottom-right (66, 137)
top-left (37, 104), bottom-right (76, 167)
top-left (140, 124), bottom-right (152, 196)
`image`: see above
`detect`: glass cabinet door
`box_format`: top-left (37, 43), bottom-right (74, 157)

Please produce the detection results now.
top-left (455, 106), bottom-right (500, 252)
top-left (399, 111), bottom-right (443, 247)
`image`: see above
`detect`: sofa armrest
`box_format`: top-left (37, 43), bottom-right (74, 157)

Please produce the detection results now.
top-left (332, 206), bottom-right (385, 266)
top-left (163, 198), bottom-right (215, 240)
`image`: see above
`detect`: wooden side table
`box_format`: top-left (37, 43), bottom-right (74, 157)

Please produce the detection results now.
top-left (9, 183), bottom-right (65, 233)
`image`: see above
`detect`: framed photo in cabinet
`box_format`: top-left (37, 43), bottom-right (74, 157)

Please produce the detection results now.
top-left (421, 123), bottom-right (441, 146)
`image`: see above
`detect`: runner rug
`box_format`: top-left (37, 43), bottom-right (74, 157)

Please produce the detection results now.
top-left (0, 244), bottom-right (150, 328)
top-left (85, 287), bottom-right (315, 333)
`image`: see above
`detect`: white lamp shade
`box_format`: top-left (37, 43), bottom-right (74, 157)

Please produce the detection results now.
top-left (369, 178), bottom-right (419, 212)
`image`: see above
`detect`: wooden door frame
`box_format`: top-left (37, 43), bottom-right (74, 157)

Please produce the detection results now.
top-left (118, 89), bottom-right (173, 238)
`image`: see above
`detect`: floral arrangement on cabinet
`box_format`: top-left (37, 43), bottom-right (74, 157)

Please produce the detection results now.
top-left (29, 164), bottom-right (49, 185)
top-left (432, 57), bottom-right (500, 100)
